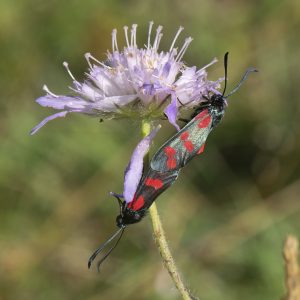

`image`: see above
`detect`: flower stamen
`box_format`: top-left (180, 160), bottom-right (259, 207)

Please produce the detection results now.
top-left (85, 53), bottom-right (111, 69)
top-left (63, 62), bottom-right (77, 81)
top-left (123, 26), bottom-right (130, 48)
top-left (198, 57), bottom-right (218, 72)
top-left (156, 33), bottom-right (163, 50)
top-left (147, 21), bottom-right (154, 49)
top-left (130, 24), bottom-right (138, 48)
top-left (153, 25), bottom-right (163, 51)
top-left (42, 85), bottom-right (58, 97)
top-left (176, 37), bottom-right (193, 62)
top-left (84, 53), bottom-right (93, 69)
top-left (112, 29), bottom-right (119, 52)
top-left (169, 26), bottom-right (184, 52)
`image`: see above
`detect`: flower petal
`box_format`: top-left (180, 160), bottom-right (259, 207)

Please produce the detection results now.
top-left (123, 125), bottom-right (161, 203)
top-left (164, 93), bottom-right (180, 131)
top-left (30, 111), bottom-right (69, 135)
top-left (92, 94), bottom-right (137, 112)
top-left (36, 95), bottom-right (91, 110)
top-left (31, 24), bottom-right (223, 131)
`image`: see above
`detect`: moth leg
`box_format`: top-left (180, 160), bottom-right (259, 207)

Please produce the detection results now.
top-left (109, 192), bottom-right (124, 215)
top-left (109, 192), bottom-right (123, 199)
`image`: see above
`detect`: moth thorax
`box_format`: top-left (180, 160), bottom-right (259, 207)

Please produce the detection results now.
top-left (209, 95), bottom-right (226, 127)
top-left (116, 208), bottom-right (144, 226)
top-left (211, 94), bottom-right (226, 109)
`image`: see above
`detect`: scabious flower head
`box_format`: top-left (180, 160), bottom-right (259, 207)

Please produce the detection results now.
top-left (31, 22), bottom-right (222, 134)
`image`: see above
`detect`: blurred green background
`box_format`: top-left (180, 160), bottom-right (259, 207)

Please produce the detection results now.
top-left (1, 0), bottom-right (299, 299)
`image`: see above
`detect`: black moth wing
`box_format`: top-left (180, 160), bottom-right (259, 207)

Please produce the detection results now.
top-left (127, 167), bottom-right (180, 212)
top-left (151, 109), bottom-right (213, 173)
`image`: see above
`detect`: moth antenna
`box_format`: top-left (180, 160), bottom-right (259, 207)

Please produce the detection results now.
top-left (110, 192), bottom-right (124, 216)
top-left (88, 227), bottom-right (125, 269)
top-left (225, 67), bottom-right (258, 98)
top-left (222, 52), bottom-right (229, 96)
top-left (96, 227), bottom-right (125, 272)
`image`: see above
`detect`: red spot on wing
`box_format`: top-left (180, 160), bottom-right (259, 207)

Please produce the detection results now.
top-left (198, 115), bottom-right (211, 128)
top-left (167, 159), bottom-right (177, 169)
top-left (145, 178), bottom-right (163, 190)
top-left (195, 109), bottom-right (209, 120)
top-left (197, 144), bottom-right (205, 155)
top-left (164, 146), bottom-right (177, 169)
top-left (164, 146), bottom-right (176, 156)
top-left (180, 131), bottom-right (189, 140)
top-left (184, 141), bottom-right (194, 152)
top-left (180, 131), bottom-right (194, 152)
top-left (128, 195), bottom-right (145, 211)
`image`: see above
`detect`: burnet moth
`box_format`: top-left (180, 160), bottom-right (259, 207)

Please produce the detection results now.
top-left (88, 169), bottom-right (180, 270)
top-left (88, 126), bottom-right (179, 270)
top-left (88, 53), bottom-right (257, 270)
top-left (151, 52), bottom-right (257, 172)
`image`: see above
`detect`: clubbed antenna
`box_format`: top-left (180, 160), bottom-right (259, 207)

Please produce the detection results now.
top-left (221, 52), bottom-right (258, 98)
top-left (225, 67), bottom-right (258, 98)
top-left (88, 226), bottom-right (125, 271)
top-left (222, 52), bottom-right (229, 96)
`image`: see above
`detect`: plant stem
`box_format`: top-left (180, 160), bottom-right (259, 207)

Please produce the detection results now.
top-left (283, 235), bottom-right (300, 300)
top-left (142, 120), bottom-right (196, 300)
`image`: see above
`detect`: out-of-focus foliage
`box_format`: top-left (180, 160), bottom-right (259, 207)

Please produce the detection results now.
top-left (0, 0), bottom-right (299, 299)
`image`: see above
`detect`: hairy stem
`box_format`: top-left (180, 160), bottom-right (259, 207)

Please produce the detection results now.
top-left (142, 120), bottom-right (196, 300)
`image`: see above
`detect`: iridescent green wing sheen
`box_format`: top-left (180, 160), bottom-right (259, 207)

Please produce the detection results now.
top-left (151, 109), bottom-right (213, 172)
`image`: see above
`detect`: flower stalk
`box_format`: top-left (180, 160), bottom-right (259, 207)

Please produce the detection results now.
top-left (142, 120), bottom-right (196, 300)
top-left (283, 235), bottom-right (300, 300)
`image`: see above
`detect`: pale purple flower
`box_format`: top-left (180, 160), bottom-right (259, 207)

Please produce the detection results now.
top-left (123, 125), bottom-right (161, 203)
top-left (31, 22), bottom-right (222, 134)
top-left (109, 125), bottom-right (161, 203)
